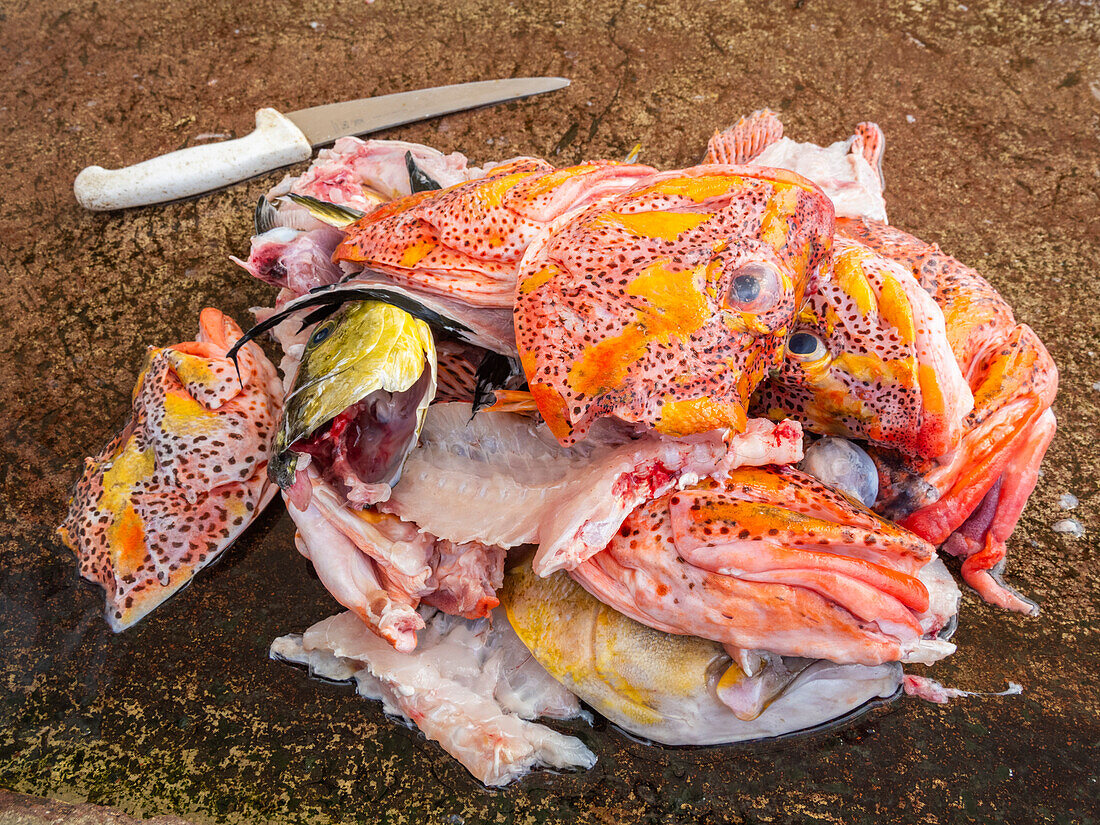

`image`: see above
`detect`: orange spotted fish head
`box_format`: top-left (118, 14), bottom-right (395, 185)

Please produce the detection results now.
top-left (57, 308), bottom-right (283, 631)
top-left (754, 237), bottom-right (973, 458)
top-left (514, 164), bottom-right (835, 445)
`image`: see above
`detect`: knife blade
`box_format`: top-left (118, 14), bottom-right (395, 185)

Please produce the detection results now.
top-left (288, 77), bottom-right (569, 148)
top-left (73, 77), bottom-right (570, 211)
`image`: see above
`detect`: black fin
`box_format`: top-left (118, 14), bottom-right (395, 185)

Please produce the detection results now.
top-left (406, 151), bottom-right (443, 193)
top-left (254, 195), bottom-right (279, 234)
top-left (471, 352), bottom-right (523, 417)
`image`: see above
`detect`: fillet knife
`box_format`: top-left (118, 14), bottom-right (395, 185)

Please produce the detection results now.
top-left (74, 77), bottom-right (570, 211)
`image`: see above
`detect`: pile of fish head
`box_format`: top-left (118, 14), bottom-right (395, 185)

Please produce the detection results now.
top-left (270, 300), bottom-right (436, 507)
top-left (514, 164), bottom-right (835, 446)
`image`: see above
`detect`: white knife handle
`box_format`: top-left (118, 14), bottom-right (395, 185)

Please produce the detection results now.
top-left (74, 108), bottom-right (312, 211)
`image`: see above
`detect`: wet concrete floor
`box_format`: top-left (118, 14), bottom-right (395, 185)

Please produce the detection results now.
top-left (1, 0), bottom-right (1098, 822)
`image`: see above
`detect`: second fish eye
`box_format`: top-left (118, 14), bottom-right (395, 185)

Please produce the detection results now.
top-left (725, 261), bottom-right (781, 311)
top-left (310, 325), bottom-right (333, 346)
top-left (787, 331), bottom-right (827, 362)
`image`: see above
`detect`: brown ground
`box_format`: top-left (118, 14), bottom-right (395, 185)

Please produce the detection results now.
top-left (1, 0), bottom-right (1098, 823)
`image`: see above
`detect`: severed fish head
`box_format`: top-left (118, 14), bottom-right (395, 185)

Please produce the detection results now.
top-left (270, 300), bottom-right (437, 507)
top-left (501, 556), bottom-right (903, 746)
top-left (58, 309), bottom-right (283, 631)
top-left (514, 164), bottom-right (836, 446)
top-left (569, 464), bottom-right (959, 667)
top-left (754, 235), bottom-right (973, 459)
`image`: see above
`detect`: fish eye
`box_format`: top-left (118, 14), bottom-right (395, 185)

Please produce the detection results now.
top-left (309, 325), bottom-right (334, 347)
top-left (787, 331), bottom-right (828, 362)
top-left (725, 262), bottom-right (782, 312)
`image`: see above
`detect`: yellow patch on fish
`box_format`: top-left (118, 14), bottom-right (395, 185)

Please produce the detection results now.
top-left (628, 260), bottom-right (710, 339)
top-left (162, 392), bottom-right (220, 437)
top-left (99, 437), bottom-right (156, 513)
top-left (97, 436), bottom-right (156, 577)
top-left (943, 295), bottom-right (998, 356)
top-left (918, 362), bottom-right (948, 418)
top-left (833, 252), bottom-right (878, 317)
top-left (519, 263), bottom-right (559, 295)
top-left (598, 210), bottom-right (713, 242)
top-left (472, 171), bottom-right (539, 208)
top-left (760, 184), bottom-right (801, 249)
top-left (164, 351), bottom-right (217, 394)
top-left (641, 174), bottom-right (745, 202)
top-left (833, 352), bottom-right (916, 386)
top-left (398, 237), bottom-right (437, 268)
top-left (520, 165), bottom-right (600, 198)
top-left (657, 395), bottom-right (746, 437)
top-left (567, 260), bottom-right (710, 398)
top-left (876, 274), bottom-right (916, 345)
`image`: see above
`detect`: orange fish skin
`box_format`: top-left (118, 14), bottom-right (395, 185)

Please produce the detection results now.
top-left (838, 217), bottom-right (1057, 615)
top-left (515, 164), bottom-right (835, 445)
top-left (58, 309), bottom-right (283, 631)
top-left (334, 160), bottom-right (659, 308)
top-left (570, 466), bottom-right (950, 667)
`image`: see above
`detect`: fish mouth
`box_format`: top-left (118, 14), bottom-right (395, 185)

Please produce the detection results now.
top-left (272, 363), bottom-right (435, 507)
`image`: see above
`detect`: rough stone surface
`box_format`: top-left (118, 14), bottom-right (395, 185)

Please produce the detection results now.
top-left (0, 790), bottom-right (195, 825)
top-left (1, 1), bottom-right (1099, 823)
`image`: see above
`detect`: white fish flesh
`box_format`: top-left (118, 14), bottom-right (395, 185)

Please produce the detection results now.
top-left (286, 469), bottom-right (505, 653)
top-left (270, 608), bottom-right (595, 786)
top-left (380, 404), bottom-right (804, 575)
top-left (753, 136), bottom-right (888, 222)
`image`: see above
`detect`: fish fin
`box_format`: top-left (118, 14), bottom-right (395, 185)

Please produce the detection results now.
top-left (483, 389), bottom-right (539, 414)
top-left (282, 193), bottom-right (365, 228)
top-left (471, 352), bottom-right (523, 417)
top-left (852, 122), bottom-right (886, 193)
top-left (405, 151), bottom-right (444, 193)
top-left (705, 109), bottom-right (784, 164)
top-left (254, 195), bottom-right (279, 234)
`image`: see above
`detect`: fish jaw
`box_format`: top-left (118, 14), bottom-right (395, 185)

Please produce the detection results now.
top-left (57, 309), bottom-right (283, 631)
top-left (569, 466), bottom-right (953, 667)
top-left (514, 164), bottom-right (835, 445)
top-left (756, 236), bottom-right (972, 459)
